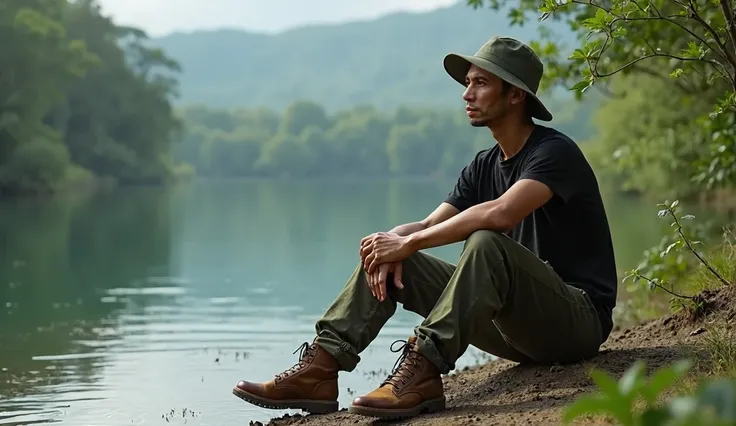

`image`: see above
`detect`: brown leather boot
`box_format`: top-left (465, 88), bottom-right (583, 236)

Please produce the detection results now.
top-left (348, 336), bottom-right (445, 419)
top-left (232, 341), bottom-right (339, 414)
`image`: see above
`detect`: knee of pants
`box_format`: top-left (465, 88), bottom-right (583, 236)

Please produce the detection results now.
top-left (463, 229), bottom-right (507, 255)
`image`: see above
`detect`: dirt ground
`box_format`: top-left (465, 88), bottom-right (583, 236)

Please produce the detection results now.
top-left (255, 286), bottom-right (736, 426)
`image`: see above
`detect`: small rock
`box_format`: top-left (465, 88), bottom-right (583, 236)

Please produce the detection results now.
top-left (550, 365), bottom-right (564, 373)
top-left (690, 327), bottom-right (706, 336)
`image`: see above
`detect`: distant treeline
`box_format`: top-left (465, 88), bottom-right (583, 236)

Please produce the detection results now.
top-left (0, 0), bottom-right (182, 196)
top-left (175, 98), bottom-right (597, 179)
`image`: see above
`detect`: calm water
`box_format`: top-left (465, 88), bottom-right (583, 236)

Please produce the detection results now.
top-left (0, 179), bottom-right (670, 425)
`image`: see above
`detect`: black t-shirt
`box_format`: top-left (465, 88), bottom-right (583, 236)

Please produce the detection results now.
top-left (444, 124), bottom-right (617, 341)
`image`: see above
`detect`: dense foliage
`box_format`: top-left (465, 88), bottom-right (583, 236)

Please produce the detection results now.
top-left (467, 0), bottom-right (736, 202)
top-left (0, 0), bottom-right (182, 196)
top-left (174, 97), bottom-right (598, 179)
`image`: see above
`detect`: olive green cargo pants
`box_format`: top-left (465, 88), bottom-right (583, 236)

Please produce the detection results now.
top-left (314, 230), bottom-right (603, 374)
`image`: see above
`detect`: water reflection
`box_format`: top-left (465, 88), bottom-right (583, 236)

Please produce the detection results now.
top-left (0, 188), bottom-right (173, 425)
top-left (0, 179), bottom-right (672, 425)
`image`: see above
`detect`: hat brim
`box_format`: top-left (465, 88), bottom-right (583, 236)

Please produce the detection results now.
top-left (443, 53), bottom-right (553, 122)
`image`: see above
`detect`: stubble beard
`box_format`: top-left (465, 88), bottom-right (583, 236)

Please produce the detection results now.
top-left (469, 105), bottom-right (507, 128)
top-left (468, 110), bottom-right (490, 127)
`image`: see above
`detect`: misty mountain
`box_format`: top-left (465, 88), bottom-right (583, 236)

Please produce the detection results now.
top-left (152, 2), bottom-right (577, 112)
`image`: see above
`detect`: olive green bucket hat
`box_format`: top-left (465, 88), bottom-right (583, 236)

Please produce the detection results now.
top-left (443, 36), bottom-right (553, 121)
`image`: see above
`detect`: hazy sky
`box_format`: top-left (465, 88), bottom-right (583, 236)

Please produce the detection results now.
top-left (96, 0), bottom-right (458, 36)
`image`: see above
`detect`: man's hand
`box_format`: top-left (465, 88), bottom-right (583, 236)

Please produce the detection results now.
top-left (359, 231), bottom-right (399, 262)
top-left (359, 232), bottom-right (416, 274)
top-left (366, 262), bottom-right (403, 302)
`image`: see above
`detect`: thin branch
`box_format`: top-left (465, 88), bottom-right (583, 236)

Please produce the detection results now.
top-left (719, 0), bottom-right (736, 71)
top-left (687, 0), bottom-right (736, 69)
top-left (668, 209), bottom-right (732, 286)
top-left (649, 11), bottom-right (729, 65)
top-left (571, 0), bottom-right (611, 15)
top-left (634, 273), bottom-right (696, 299)
top-left (592, 49), bottom-right (721, 78)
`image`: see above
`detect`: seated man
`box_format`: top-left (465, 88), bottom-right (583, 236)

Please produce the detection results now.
top-left (232, 36), bottom-right (618, 420)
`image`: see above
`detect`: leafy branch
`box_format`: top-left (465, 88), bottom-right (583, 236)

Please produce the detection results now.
top-left (658, 200), bottom-right (731, 287)
top-left (531, 0), bottom-right (736, 95)
top-left (624, 269), bottom-right (696, 300)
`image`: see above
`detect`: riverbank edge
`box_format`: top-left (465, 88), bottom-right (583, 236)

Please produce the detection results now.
top-left (257, 282), bottom-right (735, 426)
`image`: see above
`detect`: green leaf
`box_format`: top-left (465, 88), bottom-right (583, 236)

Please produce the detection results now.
top-left (640, 359), bottom-right (692, 404)
top-left (561, 394), bottom-right (613, 423)
top-left (618, 361), bottom-right (645, 396)
top-left (590, 369), bottom-right (622, 396)
top-left (569, 79), bottom-right (593, 94)
top-left (640, 407), bottom-right (671, 426)
top-left (671, 200), bottom-right (679, 209)
top-left (569, 48), bottom-right (587, 60)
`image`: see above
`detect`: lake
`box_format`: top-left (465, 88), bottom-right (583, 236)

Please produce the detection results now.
top-left (0, 179), bottom-right (671, 425)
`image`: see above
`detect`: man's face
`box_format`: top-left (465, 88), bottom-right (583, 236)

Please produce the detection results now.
top-left (462, 64), bottom-right (524, 127)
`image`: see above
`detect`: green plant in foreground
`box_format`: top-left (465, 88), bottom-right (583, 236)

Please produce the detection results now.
top-left (623, 200), bottom-right (730, 314)
top-left (563, 360), bottom-right (736, 425)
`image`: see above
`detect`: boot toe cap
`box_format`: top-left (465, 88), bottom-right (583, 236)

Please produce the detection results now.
top-left (235, 380), bottom-right (259, 393)
top-left (352, 395), bottom-right (394, 409)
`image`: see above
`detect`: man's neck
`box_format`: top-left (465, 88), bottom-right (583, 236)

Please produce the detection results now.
top-left (489, 118), bottom-right (536, 160)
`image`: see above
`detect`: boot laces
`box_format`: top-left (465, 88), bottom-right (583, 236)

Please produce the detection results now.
top-left (381, 339), bottom-right (422, 390)
top-left (275, 342), bottom-right (316, 381)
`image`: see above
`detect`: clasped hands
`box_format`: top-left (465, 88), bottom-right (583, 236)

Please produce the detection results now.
top-left (358, 232), bottom-right (415, 302)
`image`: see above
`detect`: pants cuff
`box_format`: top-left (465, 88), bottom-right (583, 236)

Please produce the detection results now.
top-left (414, 329), bottom-right (453, 374)
top-left (315, 335), bottom-right (360, 372)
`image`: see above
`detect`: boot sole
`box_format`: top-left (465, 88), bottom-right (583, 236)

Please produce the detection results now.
top-left (348, 396), bottom-right (446, 419)
top-left (232, 387), bottom-right (338, 414)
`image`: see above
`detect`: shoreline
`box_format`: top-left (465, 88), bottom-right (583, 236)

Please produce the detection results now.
top-left (258, 285), bottom-right (735, 426)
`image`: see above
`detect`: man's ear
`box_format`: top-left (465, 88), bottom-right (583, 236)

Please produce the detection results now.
top-left (509, 87), bottom-right (527, 106)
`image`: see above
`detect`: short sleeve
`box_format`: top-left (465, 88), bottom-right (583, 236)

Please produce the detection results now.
top-left (518, 138), bottom-right (581, 203)
top-left (444, 152), bottom-right (481, 211)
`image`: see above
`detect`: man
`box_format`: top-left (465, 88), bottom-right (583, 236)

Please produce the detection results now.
top-left (232, 36), bottom-right (618, 420)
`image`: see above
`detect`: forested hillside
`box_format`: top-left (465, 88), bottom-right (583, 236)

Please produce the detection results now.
top-left (0, 0), bottom-right (183, 196)
top-left (152, 2), bottom-right (577, 111)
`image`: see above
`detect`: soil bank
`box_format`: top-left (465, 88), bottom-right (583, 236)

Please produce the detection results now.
top-left (257, 286), bottom-right (736, 426)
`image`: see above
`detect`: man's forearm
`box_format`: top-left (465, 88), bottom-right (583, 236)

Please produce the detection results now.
top-left (406, 200), bottom-right (510, 251)
top-left (389, 221), bottom-right (427, 236)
